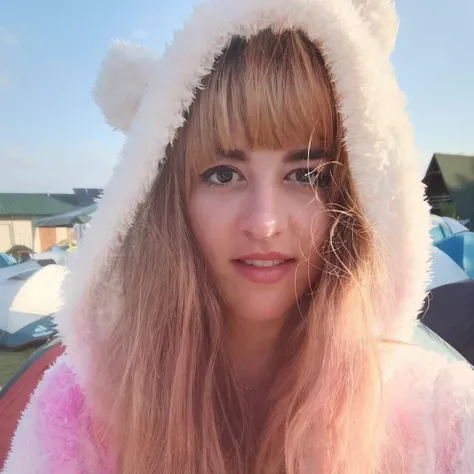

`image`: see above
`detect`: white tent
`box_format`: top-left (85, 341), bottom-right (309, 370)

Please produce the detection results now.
top-left (428, 246), bottom-right (469, 290)
top-left (441, 216), bottom-right (469, 235)
top-left (0, 265), bottom-right (67, 348)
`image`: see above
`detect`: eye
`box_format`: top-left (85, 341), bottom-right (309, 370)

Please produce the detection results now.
top-left (200, 165), bottom-right (242, 187)
top-left (286, 167), bottom-right (330, 188)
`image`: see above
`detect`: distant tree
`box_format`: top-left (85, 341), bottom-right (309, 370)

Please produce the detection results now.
top-left (440, 202), bottom-right (457, 219)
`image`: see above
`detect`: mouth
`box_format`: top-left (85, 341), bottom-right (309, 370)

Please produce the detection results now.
top-left (231, 253), bottom-right (296, 284)
top-left (240, 259), bottom-right (289, 267)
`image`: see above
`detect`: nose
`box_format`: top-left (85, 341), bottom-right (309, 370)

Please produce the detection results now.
top-left (239, 184), bottom-right (286, 240)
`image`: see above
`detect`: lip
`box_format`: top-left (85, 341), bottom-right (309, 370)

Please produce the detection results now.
top-left (231, 252), bottom-right (296, 284)
top-left (236, 252), bottom-right (293, 261)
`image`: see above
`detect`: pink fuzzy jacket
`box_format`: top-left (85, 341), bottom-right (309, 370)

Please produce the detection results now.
top-left (3, 347), bottom-right (474, 473)
top-left (4, 0), bottom-right (474, 472)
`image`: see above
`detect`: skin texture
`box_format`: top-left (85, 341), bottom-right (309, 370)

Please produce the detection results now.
top-left (187, 138), bottom-right (331, 390)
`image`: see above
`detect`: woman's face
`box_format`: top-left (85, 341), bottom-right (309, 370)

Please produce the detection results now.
top-left (187, 137), bottom-right (331, 322)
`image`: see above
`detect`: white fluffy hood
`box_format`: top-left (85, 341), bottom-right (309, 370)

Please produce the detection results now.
top-left (56, 0), bottom-right (431, 384)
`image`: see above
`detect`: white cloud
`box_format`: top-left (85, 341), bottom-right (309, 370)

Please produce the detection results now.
top-left (0, 26), bottom-right (19, 47)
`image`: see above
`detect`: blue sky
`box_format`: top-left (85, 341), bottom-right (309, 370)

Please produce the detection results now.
top-left (0, 0), bottom-right (472, 192)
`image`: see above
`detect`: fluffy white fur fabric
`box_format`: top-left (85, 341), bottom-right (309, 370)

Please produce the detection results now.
top-left (93, 41), bottom-right (157, 132)
top-left (54, 0), bottom-right (431, 387)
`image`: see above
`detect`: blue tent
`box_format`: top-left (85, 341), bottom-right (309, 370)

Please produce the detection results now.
top-left (435, 232), bottom-right (474, 278)
top-left (0, 253), bottom-right (17, 269)
top-left (0, 315), bottom-right (56, 349)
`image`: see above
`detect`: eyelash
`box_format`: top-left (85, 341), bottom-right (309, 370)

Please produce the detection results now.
top-left (200, 166), bottom-right (243, 187)
top-left (286, 168), bottom-right (330, 188)
top-left (200, 165), bottom-right (330, 188)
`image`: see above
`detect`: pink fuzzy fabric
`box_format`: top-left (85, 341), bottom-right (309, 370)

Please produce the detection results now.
top-left (3, 348), bottom-right (474, 473)
top-left (3, 355), bottom-right (114, 474)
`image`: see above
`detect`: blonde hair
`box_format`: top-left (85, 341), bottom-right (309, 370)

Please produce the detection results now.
top-left (90, 29), bottom-right (396, 474)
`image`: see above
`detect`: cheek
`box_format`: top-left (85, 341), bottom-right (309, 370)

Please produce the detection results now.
top-left (293, 201), bottom-right (330, 259)
top-left (187, 192), bottom-right (232, 265)
top-left (293, 206), bottom-right (330, 293)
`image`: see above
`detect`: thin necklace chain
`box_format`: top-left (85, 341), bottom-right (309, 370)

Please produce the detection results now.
top-left (242, 384), bottom-right (269, 393)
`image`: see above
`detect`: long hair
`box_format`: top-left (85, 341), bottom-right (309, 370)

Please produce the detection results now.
top-left (89, 29), bottom-right (396, 474)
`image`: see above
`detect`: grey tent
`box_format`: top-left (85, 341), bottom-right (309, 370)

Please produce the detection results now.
top-left (421, 280), bottom-right (474, 365)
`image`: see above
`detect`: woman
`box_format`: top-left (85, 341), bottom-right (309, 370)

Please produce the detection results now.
top-left (4, 1), bottom-right (474, 473)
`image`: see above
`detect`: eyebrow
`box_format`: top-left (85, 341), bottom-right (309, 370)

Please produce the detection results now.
top-left (217, 147), bottom-right (328, 163)
top-left (285, 148), bottom-right (328, 162)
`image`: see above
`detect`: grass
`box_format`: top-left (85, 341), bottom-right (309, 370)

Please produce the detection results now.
top-left (0, 347), bottom-right (36, 387)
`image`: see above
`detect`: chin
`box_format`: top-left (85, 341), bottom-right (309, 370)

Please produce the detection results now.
top-left (227, 291), bottom-right (298, 323)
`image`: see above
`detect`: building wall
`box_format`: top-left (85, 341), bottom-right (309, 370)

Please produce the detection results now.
top-left (12, 220), bottom-right (35, 249)
top-left (56, 227), bottom-right (69, 243)
top-left (33, 227), bottom-right (42, 252)
top-left (0, 218), bottom-right (67, 252)
top-left (0, 221), bottom-right (14, 252)
top-left (0, 219), bottom-right (34, 252)
top-left (37, 227), bottom-right (57, 252)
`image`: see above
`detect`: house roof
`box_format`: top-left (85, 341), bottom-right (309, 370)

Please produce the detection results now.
top-left (32, 203), bottom-right (97, 227)
top-left (72, 188), bottom-right (102, 206)
top-left (431, 153), bottom-right (474, 190)
top-left (0, 193), bottom-right (81, 217)
top-left (425, 153), bottom-right (474, 219)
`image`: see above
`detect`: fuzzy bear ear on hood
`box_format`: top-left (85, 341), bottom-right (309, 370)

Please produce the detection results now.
top-left (93, 41), bottom-right (157, 132)
top-left (93, 0), bottom-right (397, 133)
top-left (353, 0), bottom-right (399, 56)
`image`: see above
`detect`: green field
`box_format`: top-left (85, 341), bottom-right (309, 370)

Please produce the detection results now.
top-left (0, 348), bottom-right (36, 387)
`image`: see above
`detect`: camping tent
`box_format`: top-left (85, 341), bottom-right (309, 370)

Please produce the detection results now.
top-left (435, 233), bottom-right (474, 278)
top-left (421, 280), bottom-right (474, 365)
top-left (0, 265), bottom-right (67, 349)
top-left (428, 246), bottom-right (470, 290)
